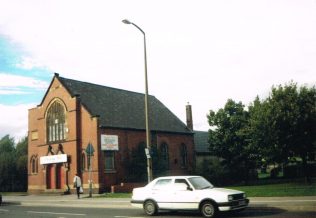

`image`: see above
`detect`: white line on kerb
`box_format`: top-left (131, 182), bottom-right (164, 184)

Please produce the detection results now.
top-left (27, 211), bottom-right (86, 216)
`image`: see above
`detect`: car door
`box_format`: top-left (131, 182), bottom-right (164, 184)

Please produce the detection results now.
top-left (150, 178), bottom-right (173, 209)
top-left (172, 179), bottom-right (199, 210)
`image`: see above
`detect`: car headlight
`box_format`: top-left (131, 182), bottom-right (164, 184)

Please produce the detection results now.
top-left (228, 195), bottom-right (233, 201)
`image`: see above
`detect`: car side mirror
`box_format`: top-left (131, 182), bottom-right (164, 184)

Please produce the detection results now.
top-left (187, 186), bottom-right (193, 191)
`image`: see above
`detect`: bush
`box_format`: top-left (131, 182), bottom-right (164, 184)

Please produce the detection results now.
top-left (195, 158), bottom-right (257, 186)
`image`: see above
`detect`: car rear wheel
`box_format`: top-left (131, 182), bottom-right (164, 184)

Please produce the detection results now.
top-left (143, 200), bottom-right (157, 216)
top-left (200, 201), bottom-right (217, 218)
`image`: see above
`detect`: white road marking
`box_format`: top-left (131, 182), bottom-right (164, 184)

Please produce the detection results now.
top-left (27, 211), bottom-right (86, 216)
top-left (0, 209), bottom-right (9, 212)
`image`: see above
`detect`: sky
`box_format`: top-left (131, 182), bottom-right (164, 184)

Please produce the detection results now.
top-left (0, 0), bottom-right (316, 142)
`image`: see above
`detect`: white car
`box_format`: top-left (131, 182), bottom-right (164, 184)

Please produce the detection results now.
top-left (131, 176), bottom-right (249, 218)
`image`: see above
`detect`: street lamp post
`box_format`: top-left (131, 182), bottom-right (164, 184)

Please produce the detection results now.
top-left (122, 19), bottom-right (153, 183)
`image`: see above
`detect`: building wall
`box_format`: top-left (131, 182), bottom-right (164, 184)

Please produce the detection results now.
top-left (79, 106), bottom-right (100, 191)
top-left (98, 129), bottom-right (195, 191)
top-left (28, 77), bottom-right (84, 194)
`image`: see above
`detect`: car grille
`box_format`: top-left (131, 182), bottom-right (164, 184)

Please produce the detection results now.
top-left (231, 193), bottom-right (244, 200)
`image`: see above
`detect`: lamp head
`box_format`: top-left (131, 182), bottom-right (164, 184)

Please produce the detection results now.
top-left (122, 19), bottom-right (132, 24)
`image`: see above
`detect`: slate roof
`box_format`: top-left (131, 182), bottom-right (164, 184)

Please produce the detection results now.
top-left (194, 131), bottom-right (210, 153)
top-left (54, 74), bottom-right (192, 134)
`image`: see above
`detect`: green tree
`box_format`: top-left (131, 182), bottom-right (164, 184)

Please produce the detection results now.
top-left (0, 135), bottom-right (28, 191)
top-left (0, 135), bottom-right (16, 191)
top-left (125, 142), bottom-right (147, 182)
top-left (269, 83), bottom-right (301, 164)
top-left (249, 83), bottom-right (316, 178)
top-left (248, 97), bottom-right (280, 166)
top-left (15, 136), bottom-right (28, 191)
top-left (293, 86), bottom-right (316, 174)
top-left (124, 142), bottom-right (169, 183)
top-left (207, 99), bottom-right (257, 184)
top-left (269, 84), bottom-right (315, 176)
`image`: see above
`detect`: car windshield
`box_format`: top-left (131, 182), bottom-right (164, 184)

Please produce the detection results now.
top-left (188, 177), bottom-right (214, 190)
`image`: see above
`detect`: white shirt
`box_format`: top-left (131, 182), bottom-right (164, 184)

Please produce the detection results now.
top-left (73, 175), bottom-right (82, 187)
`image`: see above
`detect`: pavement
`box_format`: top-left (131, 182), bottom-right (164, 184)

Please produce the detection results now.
top-left (1, 194), bottom-right (316, 212)
top-left (1, 194), bottom-right (131, 209)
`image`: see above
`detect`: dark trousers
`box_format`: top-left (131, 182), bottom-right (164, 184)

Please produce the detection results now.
top-left (76, 187), bottom-right (80, 198)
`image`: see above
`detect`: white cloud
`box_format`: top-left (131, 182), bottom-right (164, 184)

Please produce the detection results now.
top-left (15, 56), bottom-right (48, 70)
top-left (0, 103), bottom-right (35, 141)
top-left (0, 88), bottom-right (30, 95)
top-left (0, 73), bottom-right (49, 90)
top-left (0, 0), bottom-right (315, 133)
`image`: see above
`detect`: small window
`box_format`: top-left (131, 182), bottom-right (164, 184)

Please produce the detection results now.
top-left (160, 143), bottom-right (169, 169)
top-left (152, 179), bottom-right (172, 190)
top-left (81, 153), bottom-right (86, 171)
top-left (30, 156), bottom-right (38, 174)
top-left (180, 144), bottom-right (188, 167)
top-left (104, 151), bottom-right (115, 171)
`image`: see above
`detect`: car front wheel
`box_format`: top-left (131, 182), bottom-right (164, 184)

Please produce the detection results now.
top-left (143, 200), bottom-right (157, 216)
top-left (200, 201), bottom-right (217, 218)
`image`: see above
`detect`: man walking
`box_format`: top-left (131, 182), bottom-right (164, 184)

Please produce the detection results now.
top-left (73, 173), bottom-right (82, 199)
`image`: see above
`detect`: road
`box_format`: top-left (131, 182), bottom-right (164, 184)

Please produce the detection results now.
top-left (0, 195), bottom-right (315, 218)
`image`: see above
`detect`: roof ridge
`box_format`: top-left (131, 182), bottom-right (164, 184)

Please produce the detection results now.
top-left (59, 75), bottom-right (154, 97)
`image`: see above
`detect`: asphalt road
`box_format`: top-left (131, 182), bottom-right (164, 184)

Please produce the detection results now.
top-left (0, 195), bottom-right (315, 218)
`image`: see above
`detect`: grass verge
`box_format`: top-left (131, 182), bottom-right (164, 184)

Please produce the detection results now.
top-left (97, 181), bottom-right (316, 198)
top-left (227, 181), bottom-right (316, 197)
top-left (1, 192), bottom-right (28, 196)
top-left (95, 193), bottom-right (132, 198)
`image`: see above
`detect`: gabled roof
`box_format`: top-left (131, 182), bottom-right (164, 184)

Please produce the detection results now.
top-left (194, 130), bottom-right (210, 153)
top-left (54, 74), bottom-right (192, 134)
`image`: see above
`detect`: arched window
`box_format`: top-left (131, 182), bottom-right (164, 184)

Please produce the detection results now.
top-left (160, 143), bottom-right (169, 169)
top-left (30, 155), bottom-right (38, 174)
top-left (46, 100), bottom-right (67, 143)
top-left (180, 143), bottom-right (187, 167)
top-left (81, 153), bottom-right (86, 171)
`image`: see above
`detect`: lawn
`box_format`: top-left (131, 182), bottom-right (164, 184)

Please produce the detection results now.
top-left (95, 181), bottom-right (316, 198)
top-left (227, 181), bottom-right (316, 197)
top-left (95, 192), bottom-right (132, 198)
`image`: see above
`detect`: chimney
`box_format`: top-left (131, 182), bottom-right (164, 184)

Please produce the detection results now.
top-left (186, 103), bottom-right (193, 131)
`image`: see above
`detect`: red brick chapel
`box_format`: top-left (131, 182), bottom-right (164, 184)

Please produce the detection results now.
top-left (28, 73), bottom-right (195, 194)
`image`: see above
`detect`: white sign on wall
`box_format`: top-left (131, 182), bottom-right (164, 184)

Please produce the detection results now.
top-left (101, 134), bottom-right (119, 150)
top-left (40, 154), bottom-right (67, 165)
